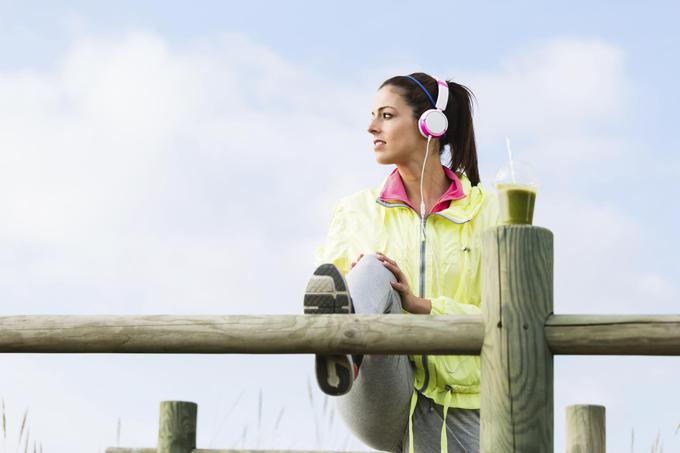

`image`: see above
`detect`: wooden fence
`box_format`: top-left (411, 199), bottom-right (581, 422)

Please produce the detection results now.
top-left (2, 225), bottom-right (678, 452)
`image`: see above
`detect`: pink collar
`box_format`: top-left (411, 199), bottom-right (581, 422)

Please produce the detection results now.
top-left (378, 165), bottom-right (466, 214)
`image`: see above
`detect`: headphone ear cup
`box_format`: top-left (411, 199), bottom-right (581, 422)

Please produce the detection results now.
top-left (418, 109), bottom-right (448, 138)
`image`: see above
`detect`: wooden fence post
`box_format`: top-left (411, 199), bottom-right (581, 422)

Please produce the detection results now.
top-left (157, 401), bottom-right (197, 453)
top-left (481, 225), bottom-right (554, 452)
top-left (566, 404), bottom-right (605, 453)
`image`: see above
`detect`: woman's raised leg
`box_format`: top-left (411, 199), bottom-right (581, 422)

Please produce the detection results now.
top-left (335, 254), bottom-right (414, 453)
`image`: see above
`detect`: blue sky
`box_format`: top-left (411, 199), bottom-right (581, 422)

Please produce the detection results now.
top-left (0, 1), bottom-right (679, 452)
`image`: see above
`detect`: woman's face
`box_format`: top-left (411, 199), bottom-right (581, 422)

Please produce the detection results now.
top-left (367, 86), bottom-right (425, 166)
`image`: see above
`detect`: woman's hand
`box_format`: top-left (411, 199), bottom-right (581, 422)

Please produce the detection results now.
top-left (376, 252), bottom-right (431, 314)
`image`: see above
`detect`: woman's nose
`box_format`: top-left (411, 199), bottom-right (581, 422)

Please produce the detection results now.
top-left (367, 118), bottom-right (379, 135)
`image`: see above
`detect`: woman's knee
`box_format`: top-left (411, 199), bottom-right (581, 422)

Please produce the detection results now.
top-left (350, 253), bottom-right (397, 281)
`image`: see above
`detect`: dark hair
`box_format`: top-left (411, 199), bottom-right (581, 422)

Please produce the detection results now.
top-left (379, 72), bottom-right (480, 186)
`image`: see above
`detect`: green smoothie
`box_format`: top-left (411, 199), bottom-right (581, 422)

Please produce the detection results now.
top-left (496, 183), bottom-right (537, 225)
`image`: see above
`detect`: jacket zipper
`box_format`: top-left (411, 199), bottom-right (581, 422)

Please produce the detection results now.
top-left (418, 213), bottom-right (431, 393)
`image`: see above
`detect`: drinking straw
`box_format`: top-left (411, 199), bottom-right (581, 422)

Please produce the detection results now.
top-left (505, 137), bottom-right (517, 183)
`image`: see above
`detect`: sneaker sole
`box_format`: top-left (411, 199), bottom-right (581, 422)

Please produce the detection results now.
top-left (314, 355), bottom-right (353, 396)
top-left (304, 263), bottom-right (352, 315)
top-left (304, 263), bottom-right (353, 396)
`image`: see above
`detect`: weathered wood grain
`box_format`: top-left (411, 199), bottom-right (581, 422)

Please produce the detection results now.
top-left (566, 404), bottom-right (605, 453)
top-left (0, 314), bottom-right (483, 354)
top-left (545, 315), bottom-right (680, 355)
top-left (480, 225), bottom-right (554, 453)
top-left (3, 313), bottom-right (680, 355)
top-left (158, 401), bottom-right (197, 453)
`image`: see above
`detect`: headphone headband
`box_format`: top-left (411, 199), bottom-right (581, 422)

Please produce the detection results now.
top-left (402, 75), bottom-right (449, 111)
top-left (434, 78), bottom-right (449, 111)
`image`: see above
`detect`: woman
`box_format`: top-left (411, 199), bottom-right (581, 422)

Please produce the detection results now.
top-left (304, 73), bottom-right (499, 453)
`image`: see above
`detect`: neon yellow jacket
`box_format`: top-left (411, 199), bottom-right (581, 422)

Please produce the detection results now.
top-left (314, 167), bottom-right (499, 446)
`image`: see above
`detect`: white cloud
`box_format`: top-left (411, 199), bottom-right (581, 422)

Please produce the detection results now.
top-left (459, 37), bottom-right (629, 141)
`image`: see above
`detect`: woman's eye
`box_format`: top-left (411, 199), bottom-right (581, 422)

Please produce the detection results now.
top-left (383, 113), bottom-right (393, 119)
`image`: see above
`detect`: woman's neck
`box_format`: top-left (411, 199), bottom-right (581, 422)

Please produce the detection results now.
top-left (397, 157), bottom-right (450, 214)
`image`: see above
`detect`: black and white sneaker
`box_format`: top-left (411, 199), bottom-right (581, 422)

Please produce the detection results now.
top-left (304, 263), bottom-right (355, 396)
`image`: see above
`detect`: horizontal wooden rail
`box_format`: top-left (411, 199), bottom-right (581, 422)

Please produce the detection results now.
top-left (545, 314), bottom-right (680, 355)
top-left (2, 314), bottom-right (679, 355)
top-left (0, 314), bottom-right (483, 355)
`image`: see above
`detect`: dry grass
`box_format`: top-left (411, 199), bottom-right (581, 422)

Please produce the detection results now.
top-left (629, 424), bottom-right (680, 453)
top-left (203, 375), bottom-right (350, 450)
top-left (4, 391), bottom-right (677, 452)
top-left (1, 398), bottom-right (43, 453)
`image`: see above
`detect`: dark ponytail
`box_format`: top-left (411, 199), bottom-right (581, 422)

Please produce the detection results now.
top-left (379, 73), bottom-right (481, 186)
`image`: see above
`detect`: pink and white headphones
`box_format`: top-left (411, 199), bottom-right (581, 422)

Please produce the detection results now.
top-left (403, 75), bottom-right (449, 139)
top-left (402, 75), bottom-right (451, 230)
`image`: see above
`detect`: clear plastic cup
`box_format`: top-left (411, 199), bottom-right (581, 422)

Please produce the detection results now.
top-left (494, 160), bottom-right (539, 225)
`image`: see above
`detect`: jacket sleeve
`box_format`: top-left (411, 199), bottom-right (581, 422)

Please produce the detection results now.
top-left (313, 201), bottom-right (354, 276)
top-left (430, 186), bottom-right (500, 316)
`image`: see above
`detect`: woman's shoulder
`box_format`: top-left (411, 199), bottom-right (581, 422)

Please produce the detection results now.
top-left (440, 172), bottom-right (498, 224)
top-left (333, 186), bottom-right (382, 213)
top-left (459, 174), bottom-right (499, 229)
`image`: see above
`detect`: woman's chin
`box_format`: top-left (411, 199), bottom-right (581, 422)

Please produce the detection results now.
top-left (374, 152), bottom-right (394, 165)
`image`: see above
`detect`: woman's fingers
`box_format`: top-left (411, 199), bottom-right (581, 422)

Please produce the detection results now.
top-left (383, 262), bottom-right (412, 296)
top-left (390, 281), bottom-right (407, 292)
top-left (376, 253), bottom-right (413, 298)
top-left (376, 252), bottom-right (398, 267)
top-left (381, 259), bottom-right (404, 279)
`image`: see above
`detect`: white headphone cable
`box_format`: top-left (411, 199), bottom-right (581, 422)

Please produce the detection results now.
top-left (419, 136), bottom-right (432, 242)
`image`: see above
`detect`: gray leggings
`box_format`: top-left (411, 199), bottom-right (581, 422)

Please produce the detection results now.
top-left (335, 254), bottom-right (480, 453)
